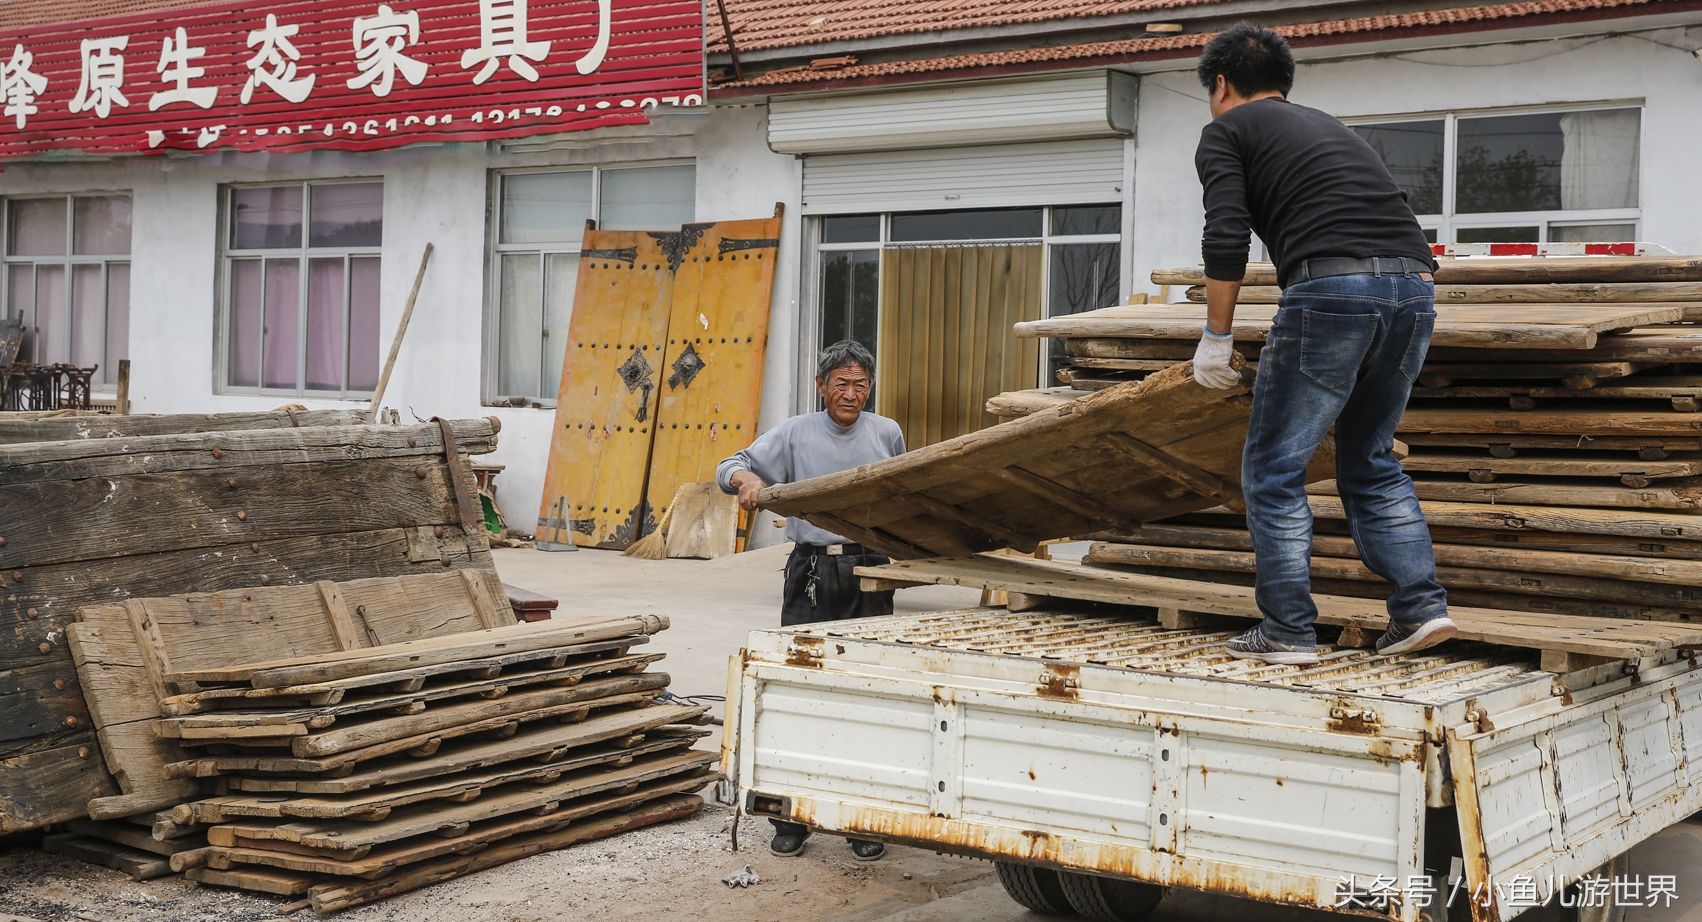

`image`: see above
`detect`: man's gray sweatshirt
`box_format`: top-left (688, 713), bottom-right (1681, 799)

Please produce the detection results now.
top-left (716, 411), bottom-right (906, 547)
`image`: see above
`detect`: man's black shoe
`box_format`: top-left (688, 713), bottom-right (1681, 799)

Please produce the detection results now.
top-left (849, 839), bottom-right (886, 862)
top-left (769, 827), bottom-right (809, 857)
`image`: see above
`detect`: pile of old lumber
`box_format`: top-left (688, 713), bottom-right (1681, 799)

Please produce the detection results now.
top-left (64, 574), bottom-right (709, 912)
top-left (982, 255), bottom-right (1702, 667)
top-left (0, 413), bottom-right (503, 834)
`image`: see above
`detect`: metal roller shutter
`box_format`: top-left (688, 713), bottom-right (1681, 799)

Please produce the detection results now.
top-left (801, 137), bottom-right (1127, 215)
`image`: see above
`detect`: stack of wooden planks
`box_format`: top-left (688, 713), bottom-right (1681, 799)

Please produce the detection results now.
top-left (977, 256), bottom-right (1702, 666)
top-left (66, 575), bottom-right (710, 913)
top-left (0, 414), bottom-right (501, 835)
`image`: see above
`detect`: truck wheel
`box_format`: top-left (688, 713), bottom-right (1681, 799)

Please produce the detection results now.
top-left (1059, 871), bottom-right (1164, 922)
top-left (1564, 853), bottom-right (1629, 922)
top-left (994, 861), bottom-right (1073, 915)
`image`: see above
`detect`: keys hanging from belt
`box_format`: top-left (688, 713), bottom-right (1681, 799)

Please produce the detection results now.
top-left (805, 554), bottom-right (819, 606)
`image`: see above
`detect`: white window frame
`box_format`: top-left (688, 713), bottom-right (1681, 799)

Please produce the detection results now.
top-left (217, 179), bottom-right (384, 400)
top-left (802, 204), bottom-right (1124, 412)
top-left (1347, 100), bottom-right (1643, 245)
top-left (483, 160), bottom-right (696, 408)
top-left (0, 192), bottom-right (133, 388)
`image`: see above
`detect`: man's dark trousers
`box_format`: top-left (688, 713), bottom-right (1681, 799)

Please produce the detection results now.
top-left (773, 543), bottom-right (895, 844)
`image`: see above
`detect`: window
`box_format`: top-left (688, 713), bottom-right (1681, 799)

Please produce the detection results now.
top-left (488, 163), bottom-right (695, 404)
top-left (2, 194), bottom-right (132, 386)
top-left (222, 181), bottom-right (383, 397)
top-left (813, 204), bottom-right (1123, 393)
top-left (1351, 105), bottom-right (1640, 244)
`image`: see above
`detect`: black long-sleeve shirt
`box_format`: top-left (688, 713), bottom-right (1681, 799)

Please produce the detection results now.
top-left (1195, 97), bottom-right (1435, 288)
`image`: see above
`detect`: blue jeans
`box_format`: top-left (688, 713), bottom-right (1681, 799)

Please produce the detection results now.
top-left (1242, 271), bottom-right (1448, 645)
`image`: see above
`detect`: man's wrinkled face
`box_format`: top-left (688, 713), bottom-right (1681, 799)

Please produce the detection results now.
top-left (817, 364), bottom-right (871, 427)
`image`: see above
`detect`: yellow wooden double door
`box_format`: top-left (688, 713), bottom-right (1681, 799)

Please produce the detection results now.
top-left (538, 210), bottom-right (782, 550)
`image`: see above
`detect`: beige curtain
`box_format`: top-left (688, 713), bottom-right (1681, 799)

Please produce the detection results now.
top-left (877, 243), bottom-right (1043, 448)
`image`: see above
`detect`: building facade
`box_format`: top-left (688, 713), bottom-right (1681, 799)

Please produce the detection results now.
top-left (3, 0), bottom-right (1698, 543)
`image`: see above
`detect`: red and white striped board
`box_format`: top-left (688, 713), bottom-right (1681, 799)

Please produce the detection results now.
top-left (1431, 242), bottom-right (1674, 258)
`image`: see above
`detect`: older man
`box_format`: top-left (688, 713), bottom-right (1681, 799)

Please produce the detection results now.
top-left (717, 339), bottom-right (903, 861)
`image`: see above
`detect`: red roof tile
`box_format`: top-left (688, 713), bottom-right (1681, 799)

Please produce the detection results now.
top-left (709, 0), bottom-right (1235, 54)
top-left (715, 0), bottom-right (1692, 91)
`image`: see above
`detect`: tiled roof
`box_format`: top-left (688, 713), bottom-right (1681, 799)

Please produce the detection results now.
top-left (715, 0), bottom-right (1692, 91)
top-left (709, 0), bottom-right (1235, 53)
top-left (0, 0), bottom-right (213, 29)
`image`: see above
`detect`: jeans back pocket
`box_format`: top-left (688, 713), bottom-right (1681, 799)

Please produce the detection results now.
top-left (1299, 309), bottom-right (1380, 390)
top-left (1399, 310), bottom-right (1437, 383)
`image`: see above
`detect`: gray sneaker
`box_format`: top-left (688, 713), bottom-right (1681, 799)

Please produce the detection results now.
top-left (1225, 626), bottom-right (1320, 665)
top-left (1375, 617), bottom-right (1458, 656)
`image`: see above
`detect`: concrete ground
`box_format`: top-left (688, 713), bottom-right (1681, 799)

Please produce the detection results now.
top-left (1, 545), bottom-right (1699, 922)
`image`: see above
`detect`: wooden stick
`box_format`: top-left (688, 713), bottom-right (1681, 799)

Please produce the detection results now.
top-left (368, 243), bottom-right (434, 417)
top-left (114, 359), bottom-right (132, 415)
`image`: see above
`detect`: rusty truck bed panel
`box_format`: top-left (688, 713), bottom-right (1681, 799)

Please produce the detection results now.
top-left (729, 609), bottom-right (1702, 922)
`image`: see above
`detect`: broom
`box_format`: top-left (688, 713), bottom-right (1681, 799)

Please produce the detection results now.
top-left (622, 484), bottom-right (691, 559)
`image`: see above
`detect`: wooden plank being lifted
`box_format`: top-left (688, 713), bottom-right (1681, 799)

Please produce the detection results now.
top-left (855, 555), bottom-right (1702, 662)
top-left (1014, 303), bottom-right (1684, 350)
top-left (1151, 257), bottom-right (1702, 287)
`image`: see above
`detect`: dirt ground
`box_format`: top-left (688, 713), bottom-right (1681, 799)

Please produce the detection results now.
top-left (3, 546), bottom-right (1700, 922)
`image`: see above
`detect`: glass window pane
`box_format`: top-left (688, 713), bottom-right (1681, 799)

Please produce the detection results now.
top-left (228, 259), bottom-right (263, 388)
top-left (309, 183), bottom-right (383, 248)
top-left (1455, 226), bottom-right (1540, 244)
top-left (600, 165), bottom-right (695, 231)
top-left (73, 196), bottom-right (133, 255)
top-left (70, 264), bottom-right (104, 371)
top-left (34, 264), bottom-right (65, 363)
top-left (347, 258), bottom-right (382, 393)
top-left (7, 263), bottom-right (33, 327)
top-left (106, 263), bottom-right (129, 386)
top-left (262, 258), bottom-right (301, 390)
top-left (544, 254), bottom-right (579, 401)
top-left (822, 215), bottom-right (879, 244)
top-left (306, 258), bottom-right (346, 392)
top-left (9, 198), bottom-right (67, 256)
top-left (233, 186), bottom-right (304, 249)
top-left (819, 249), bottom-right (879, 354)
top-left (1352, 121), bottom-right (1444, 215)
top-left (1549, 223), bottom-right (1636, 244)
top-left (1553, 109), bottom-right (1639, 210)
top-left (1051, 205), bottom-right (1121, 237)
top-left (500, 172), bottom-right (593, 244)
top-left (890, 208), bottom-right (1042, 242)
top-left (497, 253), bottom-right (543, 398)
top-left (1456, 114), bottom-right (1567, 214)
top-left (1047, 242), bottom-right (1120, 374)
top-left (1422, 227), bottom-right (1438, 244)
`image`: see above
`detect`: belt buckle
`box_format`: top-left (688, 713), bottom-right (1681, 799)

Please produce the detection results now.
top-left (825, 544), bottom-right (844, 556)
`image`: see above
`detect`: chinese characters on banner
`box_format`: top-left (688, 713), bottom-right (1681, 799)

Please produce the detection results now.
top-left (0, 0), bottom-right (704, 159)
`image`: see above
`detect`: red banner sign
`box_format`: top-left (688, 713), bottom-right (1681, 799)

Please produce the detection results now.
top-left (0, 0), bottom-right (703, 160)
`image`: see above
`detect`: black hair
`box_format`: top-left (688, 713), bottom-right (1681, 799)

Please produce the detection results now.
top-left (1196, 22), bottom-right (1295, 98)
top-left (817, 339), bottom-right (875, 379)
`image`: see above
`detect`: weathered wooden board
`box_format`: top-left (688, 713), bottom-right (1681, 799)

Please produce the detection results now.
top-left (537, 229), bottom-right (679, 550)
top-left (186, 864), bottom-right (316, 896)
top-left (41, 833), bottom-right (174, 881)
top-left (1412, 375), bottom-right (1702, 412)
top-left (0, 409), bottom-right (371, 445)
top-left (1425, 328), bottom-right (1702, 364)
top-left (856, 555), bottom-right (1702, 662)
top-left (303, 794), bottom-right (703, 914)
top-left (1398, 451), bottom-right (1702, 487)
top-left (1309, 477), bottom-right (1702, 512)
top-left (643, 212), bottom-right (780, 543)
top-left (1287, 496), bottom-right (1702, 543)
top-left (1152, 257), bottom-right (1702, 287)
top-left (1014, 303), bottom-right (1684, 350)
top-left (760, 358), bottom-right (1332, 559)
top-left (1398, 406), bottom-right (1702, 437)
top-left (68, 573), bottom-right (518, 821)
top-left (65, 818), bottom-right (206, 857)
top-left (1185, 282), bottom-right (1702, 305)
top-left (0, 419), bottom-right (503, 834)
top-left (1398, 433), bottom-right (1702, 456)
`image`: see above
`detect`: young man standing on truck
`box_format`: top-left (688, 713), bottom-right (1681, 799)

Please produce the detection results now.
top-left (1189, 23), bottom-right (1458, 665)
top-left (718, 338), bottom-right (901, 861)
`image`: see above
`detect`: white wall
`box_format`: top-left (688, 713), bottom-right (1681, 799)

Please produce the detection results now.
top-left (1130, 26), bottom-right (1702, 296)
top-left (0, 106), bottom-right (801, 538)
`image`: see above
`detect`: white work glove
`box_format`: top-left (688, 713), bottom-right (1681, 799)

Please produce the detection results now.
top-left (1192, 327), bottom-right (1241, 389)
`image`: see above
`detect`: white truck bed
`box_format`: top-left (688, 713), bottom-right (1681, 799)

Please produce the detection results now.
top-left (724, 608), bottom-right (1702, 922)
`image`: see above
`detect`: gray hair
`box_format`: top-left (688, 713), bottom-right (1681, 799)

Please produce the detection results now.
top-left (817, 339), bottom-right (875, 380)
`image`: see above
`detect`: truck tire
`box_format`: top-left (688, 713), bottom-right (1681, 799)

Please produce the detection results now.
top-left (993, 861), bottom-right (1073, 915)
top-left (1564, 853), bottom-right (1629, 922)
top-left (1058, 871), bottom-right (1165, 922)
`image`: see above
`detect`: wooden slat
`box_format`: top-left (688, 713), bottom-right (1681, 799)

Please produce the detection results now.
top-left (1185, 282), bottom-right (1702, 305)
top-left (856, 555), bottom-right (1702, 661)
top-left (0, 409), bottom-right (371, 446)
top-left (1152, 257), bottom-right (1702, 286)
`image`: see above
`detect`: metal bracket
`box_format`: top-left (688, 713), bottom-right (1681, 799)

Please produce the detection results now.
top-left (431, 418), bottom-right (484, 535)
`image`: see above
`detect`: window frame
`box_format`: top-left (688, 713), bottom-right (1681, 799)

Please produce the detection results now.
top-left (483, 160), bottom-right (696, 407)
top-left (1345, 99), bottom-right (1644, 245)
top-left (217, 178), bottom-right (384, 400)
top-left (803, 204), bottom-right (1124, 412)
top-left (0, 192), bottom-right (133, 388)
